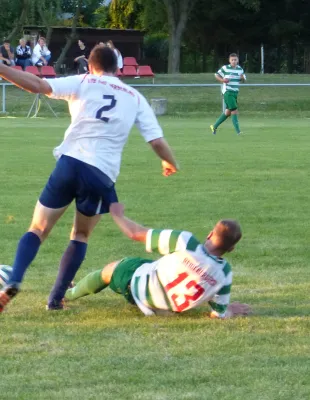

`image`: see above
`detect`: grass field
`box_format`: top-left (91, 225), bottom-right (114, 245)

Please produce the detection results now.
top-left (0, 88), bottom-right (310, 399)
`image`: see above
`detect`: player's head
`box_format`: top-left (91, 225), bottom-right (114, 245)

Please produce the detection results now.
top-left (229, 53), bottom-right (239, 67)
top-left (207, 219), bottom-right (242, 254)
top-left (88, 45), bottom-right (117, 75)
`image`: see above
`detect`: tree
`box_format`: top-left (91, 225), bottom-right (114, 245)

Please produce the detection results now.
top-left (55, 0), bottom-right (82, 72)
top-left (163, 0), bottom-right (198, 73)
top-left (108, 0), bottom-right (144, 29)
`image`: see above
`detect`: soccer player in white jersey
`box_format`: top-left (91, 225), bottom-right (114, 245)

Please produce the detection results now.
top-left (210, 53), bottom-right (246, 135)
top-left (65, 203), bottom-right (250, 319)
top-left (0, 46), bottom-right (178, 312)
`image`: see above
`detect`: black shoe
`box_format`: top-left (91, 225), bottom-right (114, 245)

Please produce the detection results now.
top-left (0, 282), bottom-right (20, 313)
top-left (46, 299), bottom-right (65, 311)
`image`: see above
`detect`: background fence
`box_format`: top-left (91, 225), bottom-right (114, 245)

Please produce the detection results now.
top-left (1, 77), bottom-right (310, 117)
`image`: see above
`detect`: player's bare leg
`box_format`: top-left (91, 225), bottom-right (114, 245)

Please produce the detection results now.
top-left (0, 201), bottom-right (68, 312)
top-left (47, 210), bottom-right (102, 309)
top-left (65, 260), bottom-right (121, 301)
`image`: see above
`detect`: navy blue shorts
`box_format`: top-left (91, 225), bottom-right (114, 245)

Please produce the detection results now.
top-left (39, 155), bottom-right (118, 217)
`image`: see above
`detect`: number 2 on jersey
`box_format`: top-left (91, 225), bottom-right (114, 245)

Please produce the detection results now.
top-left (96, 95), bottom-right (117, 122)
top-left (165, 272), bottom-right (205, 313)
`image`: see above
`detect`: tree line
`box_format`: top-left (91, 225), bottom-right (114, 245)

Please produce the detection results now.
top-left (1, 0), bottom-right (310, 74)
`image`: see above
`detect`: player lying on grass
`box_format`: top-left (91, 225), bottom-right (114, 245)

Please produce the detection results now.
top-left (0, 46), bottom-right (178, 313)
top-left (65, 203), bottom-right (251, 318)
top-left (210, 53), bottom-right (246, 136)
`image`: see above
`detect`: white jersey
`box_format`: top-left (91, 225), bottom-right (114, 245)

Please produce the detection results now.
top-left (131, 229), bottom-right (233, 317)
top-left (46, 74), bottom-right (163, 182)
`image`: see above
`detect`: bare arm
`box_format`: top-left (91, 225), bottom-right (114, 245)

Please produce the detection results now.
top-left (110, 203), bottom-right (149, 242)
top-left (149, 137), bottom-right (179, 176)
top-left (215, 74), bottom-right (229, 84)
top-left (0, 55), bottom-right (9, 63)
top-left (0, 63), bottom-right (52, 94)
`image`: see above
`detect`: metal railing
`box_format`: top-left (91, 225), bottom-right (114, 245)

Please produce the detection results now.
top-left (1, 82), bottom-right (310, 114)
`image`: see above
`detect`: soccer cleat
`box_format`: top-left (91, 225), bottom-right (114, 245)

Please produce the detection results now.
top-left (0, 283), bottom-right (20, 313)
top-left (210, 125), bottom-right (217, 135)
top-left (46, 299), bottom-right (66, 311)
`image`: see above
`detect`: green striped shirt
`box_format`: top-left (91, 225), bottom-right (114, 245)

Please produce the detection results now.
top-left (130, 229), bottom-right (232, 317)
top-left (216, 64), bottom-right (245, 94)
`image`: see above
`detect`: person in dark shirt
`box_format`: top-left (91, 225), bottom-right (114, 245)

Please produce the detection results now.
top-left (15, 38), bottom-right (32, 70)
top-left (0, 40), bottom-right (15, 66)
top-left (74, 39), bottom-right (90, 74)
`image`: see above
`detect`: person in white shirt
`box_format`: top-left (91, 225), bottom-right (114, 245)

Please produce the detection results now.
top-left (32, 37), bottom-right (51, 66)
top-left (0, 46), bottom-right (178, 312)
top-left (107, 40), bottom-right (123, 70)
top-left (65, 203), bottom-right (251, 319)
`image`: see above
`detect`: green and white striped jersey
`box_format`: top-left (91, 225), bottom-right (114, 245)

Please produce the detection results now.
top-left (130, 229), bottom-right (232, 317)
top-left (216, 64), bottom-right (245, 94)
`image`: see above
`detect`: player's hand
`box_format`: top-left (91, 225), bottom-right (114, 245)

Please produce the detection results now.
top-left (162, 160), bottom-right (178, 177)
top-left (223, 78), bottom-right (230, 83)
top-left (226, 302), bottom-right (251, 318)
top-left (109, 202), bottom-right (124, 218)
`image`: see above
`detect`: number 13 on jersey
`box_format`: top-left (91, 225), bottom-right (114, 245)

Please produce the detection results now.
top-left (165, 272), bottom-right (205, 312)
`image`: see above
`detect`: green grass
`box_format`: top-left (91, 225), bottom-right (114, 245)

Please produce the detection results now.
top-left (1, 115), bottom-right (310, 400)
top-left (2, 73), bottom-right (310, 117)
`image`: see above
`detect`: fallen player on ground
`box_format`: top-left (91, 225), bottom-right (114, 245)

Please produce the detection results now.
top-left (66, 203), bottom-right (251, 319)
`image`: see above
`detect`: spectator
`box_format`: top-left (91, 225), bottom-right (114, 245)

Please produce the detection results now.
top-left (0, 40), bottom-right (15, 66)
top-left (74, 39), bottom-right (90, 74)
top-left (15, 38), bottom-right (32, 70)
top-left (107, 40), bottom-right (123, 70)
top-left (32, 37), bottom-right (51, 67)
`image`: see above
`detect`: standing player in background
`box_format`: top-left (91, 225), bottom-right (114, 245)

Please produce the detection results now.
top-left (0, 46), bottom-right (178, 312)
top-left (210, 53), bottom-right (246, 135)
top-left (65, 203), bottom-right (251, 319)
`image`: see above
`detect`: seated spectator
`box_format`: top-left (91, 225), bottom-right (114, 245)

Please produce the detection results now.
top-left (32, 37), bottom-right (51, 67)
top-left (107, 40), bottom-right (123, 70)
top-left (0, 40), bottom-right (15, 66)
top-left (74, 39), bottom-right (90, 74)
top-left (15, 38), bottom-right (32, 70)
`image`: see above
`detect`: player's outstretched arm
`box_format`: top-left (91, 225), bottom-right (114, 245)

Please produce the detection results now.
top-left (109, 203), bottom-right (149, 243)
top-left (0, 63), bottom-right (52, 95)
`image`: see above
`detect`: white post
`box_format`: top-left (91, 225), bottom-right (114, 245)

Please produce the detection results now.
top-left (261, 44), bottom-right (264, 74)
top-left (2, 84), bottom-right (6, 113)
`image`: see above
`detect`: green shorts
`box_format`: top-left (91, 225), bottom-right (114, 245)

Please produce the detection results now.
top-left (224, 91), bottom-right (238, 111)
top-left (109, 257), bottom-right (153, 304)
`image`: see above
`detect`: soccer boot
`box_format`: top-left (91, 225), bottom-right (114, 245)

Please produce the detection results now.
top-left (210, 125), bottom-right (217, 135)
top-left (46, 298), bottom-right (66, 311)
top-left (0, 283), bottom-right (20, 313)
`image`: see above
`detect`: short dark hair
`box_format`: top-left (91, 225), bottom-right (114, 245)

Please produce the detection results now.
top-left (229, 53), bottom-right (239, 58)
top-left (88, 45), bottom-right (117, 73)
top-left (3, 39), bottom-right (10, 44)
top-left (213, 219), bottom-right (242, 251)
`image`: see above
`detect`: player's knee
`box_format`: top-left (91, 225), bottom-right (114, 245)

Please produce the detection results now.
top-left (70, 228), bottom-right (90, 242)
top-left (28, 226), bottom-right (50, 242)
